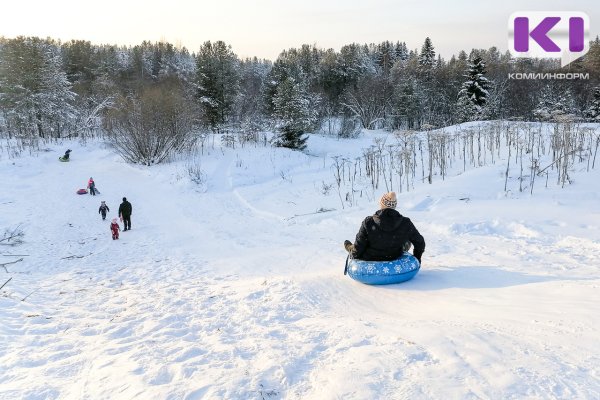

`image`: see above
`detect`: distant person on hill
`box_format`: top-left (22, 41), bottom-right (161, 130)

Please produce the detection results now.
top-left (118, 197), bottom-right (132, 231)
top-left (98, 201), bottom-right (110, 220)
top-left (343, 192), bottom-right (425, 263)
top-left (87, 177), bottom-right (96, 196)
top-left (110, 218), bottom-right (121, 240)
top-left (62, 149), bottom-right (71, 160)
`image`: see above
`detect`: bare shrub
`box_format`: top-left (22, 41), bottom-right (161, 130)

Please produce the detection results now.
top-left (342, 75), bottom-right (390, 130)
top-left (186, 158), bottom-right (206, 186)
top-left (331, 121), bottom-right (599, 202)
top-left (105, 79), bottom-right (197, 165)
top-left (221, 133), bottom-right (236, 148)
top-left (0, 224), bottom-right (24, 246)
top-left (319, 181), bottom-right (334, 195)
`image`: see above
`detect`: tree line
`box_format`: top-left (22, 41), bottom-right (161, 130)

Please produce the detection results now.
top-left (0, 35), bottom-right (599, 161)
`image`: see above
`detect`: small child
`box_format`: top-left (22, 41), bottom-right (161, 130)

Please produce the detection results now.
top-left (98, 201), bottom-right (110, 220)
top-left (110, 218), bottom-right (121, 240)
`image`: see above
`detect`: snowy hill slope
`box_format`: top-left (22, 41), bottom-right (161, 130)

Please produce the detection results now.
top-left (0, 124), bottom-right (599, 399)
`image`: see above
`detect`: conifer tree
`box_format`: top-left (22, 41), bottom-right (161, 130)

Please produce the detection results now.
top-left (272, 77), bottom-right (318, 150)
top-left (196, 41), bottom-right (239, 131)
top-left (418, 37), bottom-right (436, 78)
top-left (585, 86), bottom-right (600, 121)
top-left (456, 56), bottom-right (490, 121)
top-left (533, 85), bottom-right (576, 121)
top-left (0, 37), bottom-right (75, 138)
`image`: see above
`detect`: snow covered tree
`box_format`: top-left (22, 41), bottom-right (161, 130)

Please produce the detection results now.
top-left (533, 86), bottom-right (557, 121)
top-left (344, 73), bottom-right (391, 129)
top-left (272, 76), bottom-right (319, 150)
top-left (234, 57), bottom-right (271, 131)
top-left (418, 37), bottom-right (436, 79)
top-left (456, 56), bottom-right (490, 121)
top-left (585, 87), bottom-right (600, 121)
top-left (393, 77), bottom-right (424, 129)
top-left (394, 41), bottom-right (409, 63)
top-left (263, 52), bottom-right (303, 117)
top-left (414, 37), bottom-right (445, 127)
top-left (455, 92), bottom-right (480, 123)
top-left (315, 43), bottom-right (375, 121)
top-left (196, 41), bottom-right (239, 131)
top-left (0, 37), bottom-right (76, 138)
top-left (375, 41), bottom-right (397, 75)
top-left (533, 85), bottom-right (576, 121)
top-left (129, 42), bottom-right (154, 81)
top-left (263, 44), bottom-right (326, 120)
top-left (583, 36), bottom-right (600, 73)
top-left (339, 43), bottom-right (376, 81)
top-left (61, 40), bottom-right (97, 94)
top-left (168, 47), bottom-right (197, 81)
top-left (317, 49), bottom-right (346, 113)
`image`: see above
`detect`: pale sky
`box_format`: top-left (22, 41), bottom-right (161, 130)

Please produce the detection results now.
top-left (1, 0), bottom-right (598, 60)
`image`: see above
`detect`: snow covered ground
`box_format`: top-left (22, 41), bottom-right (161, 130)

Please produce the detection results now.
top-left (1, 123), bottom-right (599, 399)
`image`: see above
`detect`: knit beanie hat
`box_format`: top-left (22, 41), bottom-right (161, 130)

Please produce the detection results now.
top-left (379, 192), bottom-right (397, 209)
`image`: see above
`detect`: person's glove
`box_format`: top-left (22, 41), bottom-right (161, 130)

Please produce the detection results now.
top-left (413, 250), bottom-right (423, 265)
top-left (344, 240), bottom-right (353, 252)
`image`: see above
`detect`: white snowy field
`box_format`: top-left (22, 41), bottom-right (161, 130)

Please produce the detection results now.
top-left (0, 123), bottom-right (599, 400)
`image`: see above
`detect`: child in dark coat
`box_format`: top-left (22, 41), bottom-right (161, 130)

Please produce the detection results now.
top-left (98, 201), bottom-right (110, 220)
top-left (110, 218), bottom-right (121, 240)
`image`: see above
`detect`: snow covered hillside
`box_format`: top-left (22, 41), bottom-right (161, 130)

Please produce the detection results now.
top-left (1, 123), bottom-right (599, 399)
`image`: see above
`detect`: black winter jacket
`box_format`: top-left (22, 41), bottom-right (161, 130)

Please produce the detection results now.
top-left (351, 208), bottom-right (425, 262)
top-left (118, 200), bottom-right (132, 217)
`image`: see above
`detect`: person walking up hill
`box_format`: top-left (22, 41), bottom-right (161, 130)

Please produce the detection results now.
top-left (98, 201), bottom-right (110, 220)
top-left (118, 197), bottom-right (133, 231)
top-left (88, 177), bottom-right (96, 196)
top-left (110, 218), bottom-right (121, 240)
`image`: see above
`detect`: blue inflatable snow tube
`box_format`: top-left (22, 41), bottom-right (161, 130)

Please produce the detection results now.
top-left (346, 252), bottom-right (420, 285)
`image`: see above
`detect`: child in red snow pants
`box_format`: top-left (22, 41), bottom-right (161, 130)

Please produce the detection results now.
top-left (111, 218), bottom-right (121, 240)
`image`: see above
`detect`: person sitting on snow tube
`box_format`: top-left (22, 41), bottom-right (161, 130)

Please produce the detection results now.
top-left (344, 192), bottom-right (425, 264)
top-left (59, 149), bottom-right (72, 161)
